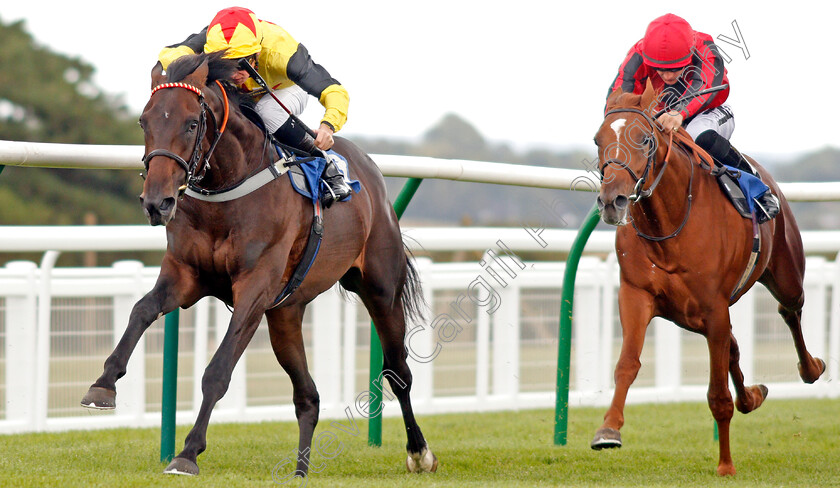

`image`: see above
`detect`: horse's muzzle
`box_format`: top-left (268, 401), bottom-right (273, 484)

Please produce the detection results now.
top-left (140, 194), bottom-right (177, 226)
top-left (597, 194), bottom-right (629, 226)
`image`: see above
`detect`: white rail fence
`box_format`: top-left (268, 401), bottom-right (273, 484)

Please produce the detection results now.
top-left (0, 227), bottom-right (838, 434)
top-left (1, 140), bottom-right (839, 435)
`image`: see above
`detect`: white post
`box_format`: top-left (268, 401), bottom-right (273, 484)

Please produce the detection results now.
top-left (33, 251), bottom-right (59, 430)
top-left (492, 270), bottom-right (519, 402)
top-left (475, 280), bottom-right (490, 403)
top-left (574, 258), bottom-right (601, 394)
top-left (600, 254), bottom-right (618, 393)
top-left (653, 317), bottom-right (681, 390)
top-left (4, 261), bottom-right (38, 427)
top-left (406, 257), bottom-right (434, 407)
top-left (802, 257), bottom-right (828, 362)
top-left (111, 261), bottom-right (146, 420)
top-left (313, 286), bottom-right (342, 411)
top-left (828, 253), bottom-right (840, 396)
top-left (341, 296), bottom-right (358, 405)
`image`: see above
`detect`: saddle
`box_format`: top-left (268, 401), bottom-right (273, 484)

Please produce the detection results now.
top-left (674, 133), bottom-right (779, 224)
top-left (714, 165), bottom-right (779, 224)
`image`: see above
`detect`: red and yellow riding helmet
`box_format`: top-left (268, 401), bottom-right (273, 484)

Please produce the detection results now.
top-left (204, 7), bottom-right (263, 59)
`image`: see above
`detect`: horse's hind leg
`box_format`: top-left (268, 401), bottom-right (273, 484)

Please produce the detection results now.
top-left (347, 248), bottom-right (436, 472)
top-left (778, 305), bottom-right (825, 383)
top-left (727, 332), bottom-right (768, 414)
top-left (265, 305), bottom-right (320, 480)
top-left (761, 241), bottom-right (825, 383)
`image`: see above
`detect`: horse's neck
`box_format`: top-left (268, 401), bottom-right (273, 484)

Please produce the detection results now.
top-left (629, 148), bottom-right (694, 240)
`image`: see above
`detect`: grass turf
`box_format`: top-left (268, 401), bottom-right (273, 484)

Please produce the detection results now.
top-left (0, 398), bottom-right (838, 487)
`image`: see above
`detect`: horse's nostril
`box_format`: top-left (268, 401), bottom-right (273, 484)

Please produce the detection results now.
top-left (159, 197), bottom-right (175, 212)
top-left (614, 195), bottom-right (629, 210)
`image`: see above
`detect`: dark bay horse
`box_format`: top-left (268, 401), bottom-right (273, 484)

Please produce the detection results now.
top-left (591, 82), bottom-right (825, 476)
top-left (81, 52), bottom-right (438, 477)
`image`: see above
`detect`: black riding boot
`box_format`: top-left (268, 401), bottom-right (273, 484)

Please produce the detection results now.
top-left (319, 157), bottom-right (352, 208)
top-left (695, 129), bottom-right (757, 177)
top-left (696, 129), bottom-right (779, 222)
top-left (273, 118), bottom-right (352, 208)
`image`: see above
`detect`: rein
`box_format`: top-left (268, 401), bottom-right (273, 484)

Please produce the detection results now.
top-left (142, 80), bottom-right (230, 193)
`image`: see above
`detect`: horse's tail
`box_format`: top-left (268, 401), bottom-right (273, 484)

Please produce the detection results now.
top-left (400, 243), bottom-right (426, 325)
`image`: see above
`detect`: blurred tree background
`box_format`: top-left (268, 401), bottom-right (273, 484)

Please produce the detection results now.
top-left (1, 16), bottom-right (838, 267)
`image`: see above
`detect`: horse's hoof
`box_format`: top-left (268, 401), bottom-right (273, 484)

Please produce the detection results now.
top-left (737, 384), bottom-right (769, 414)
top-left (590, 427), bottom-right (622, 450)
top-left (798, 357), bottom-right (826, 384)
top-left (80, 386), bottom-right (116, 410)
top-left (406, 446), bottom-right (438, 473)
top-left (716, 462), bottom-right (736, 476)
top-left (164, 457), bottom-right (199, 476)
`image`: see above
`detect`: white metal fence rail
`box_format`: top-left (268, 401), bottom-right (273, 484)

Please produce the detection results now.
top-left (0, 229), bottom-right (838, 434)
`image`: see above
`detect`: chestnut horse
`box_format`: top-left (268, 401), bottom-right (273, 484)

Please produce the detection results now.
top-left (591, 82), bottom-right (825, 475)
top-left (81, 53), bottom-right (437, 477)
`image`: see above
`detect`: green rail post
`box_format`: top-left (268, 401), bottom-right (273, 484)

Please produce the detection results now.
top-left (160, 309), bottom-right (180, 462)
top-left (554, 203), bottom-right (600, 445)
top-left (368, 177), bottom-right (423, 447)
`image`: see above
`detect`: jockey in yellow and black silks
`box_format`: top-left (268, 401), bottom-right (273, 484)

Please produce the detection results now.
top-left (158, 6), bottom-right (351, 205)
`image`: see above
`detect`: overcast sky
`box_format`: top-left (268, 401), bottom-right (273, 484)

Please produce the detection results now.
top-left (3, 1), bottom-right (836, 161)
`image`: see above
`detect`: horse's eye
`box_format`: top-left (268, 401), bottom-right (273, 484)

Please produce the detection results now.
top-left (188, 121), bottom-right (198, 132)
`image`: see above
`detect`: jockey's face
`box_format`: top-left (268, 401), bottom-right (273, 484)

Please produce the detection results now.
top-left (655, 67), bottom-right (685, 85)
top-left (230, 56), bottom-right (257, 86)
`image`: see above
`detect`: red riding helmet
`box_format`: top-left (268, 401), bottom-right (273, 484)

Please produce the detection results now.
top-left (642, 14), bottom-right (695, 69)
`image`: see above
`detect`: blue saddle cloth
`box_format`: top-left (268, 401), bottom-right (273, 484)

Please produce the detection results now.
top-left (276, 147), bottom-right (361, 203)
top-left (722, 165), bottom-right (769, 215)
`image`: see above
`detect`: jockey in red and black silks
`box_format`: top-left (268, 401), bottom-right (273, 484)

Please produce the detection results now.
top-left (606, 14), bottom-right (751, 175)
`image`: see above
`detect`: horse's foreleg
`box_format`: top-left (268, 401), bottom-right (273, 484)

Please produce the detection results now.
top-left (165, 290), bottom-right (267, 476)
top-left (265, 306), bottom-right (320, 479)
top-left (81, 263), bottom-right (196, 409)
top-left (728, 332), bottom-right (768, 414)
top-left (591, 286), bottom-right (653, 450)
top-left (706, 313), bottom-right (736, 476)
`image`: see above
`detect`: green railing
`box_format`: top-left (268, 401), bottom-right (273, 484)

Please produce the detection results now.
top-left (553, 203), bottom-right (600, 445)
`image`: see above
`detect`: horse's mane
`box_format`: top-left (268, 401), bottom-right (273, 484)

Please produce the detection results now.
top-left (165, 52), bottom-right (248, 107)
top-left (608, 91), bottom-right (644, 110)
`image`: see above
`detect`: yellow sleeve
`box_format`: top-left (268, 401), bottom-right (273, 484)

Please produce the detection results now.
top-left (158, 45), bottom-right (198, 70)
top-left (319, 84), bottom-right (350, 132)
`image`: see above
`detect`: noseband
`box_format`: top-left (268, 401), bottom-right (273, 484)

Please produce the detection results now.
top-left (142, 81), bottom-right (229, 192)
top-left (600, 107), bottom-right (669, 202)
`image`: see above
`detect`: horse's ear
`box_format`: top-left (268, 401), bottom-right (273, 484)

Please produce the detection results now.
top-left (151, 62), bottom-right (166, 89)
top-left (640, 78), bottom-right (657, 113)
top-left (606, 88), bottom-right (623, 110)
top-left (185, 57), bottom-right (210, 87)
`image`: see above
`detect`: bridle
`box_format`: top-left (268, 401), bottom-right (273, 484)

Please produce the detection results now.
top-left (600, 107), bottom-right (671, 202)
top-left (142, 80), bottom-right (230, 193)
top-left (600, 106), bottom-right (695, 241)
